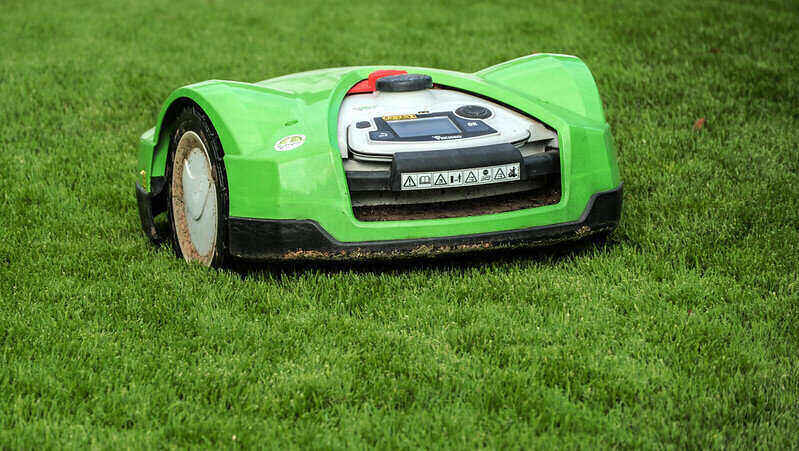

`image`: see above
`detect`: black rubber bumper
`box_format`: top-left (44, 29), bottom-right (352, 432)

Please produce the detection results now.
top-left (227, 184), bottom-right (622, 259)
top-left (135, 177), bottom-right (167, 243)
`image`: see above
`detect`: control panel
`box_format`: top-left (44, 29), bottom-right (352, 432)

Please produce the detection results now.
top-left (338, 79), bottom-right (539, 161)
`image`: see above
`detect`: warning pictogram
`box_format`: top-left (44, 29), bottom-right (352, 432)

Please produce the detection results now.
top-left (507, 166), bottom-right (518, 178)
top-left (434, 174), bottom-right (447, 186)
top-left (465, 171), bottom-right (478, 183)
top-left (403, 175), bottom-right (417, 188)
top-left (494, 167), bottom-right (506, 179)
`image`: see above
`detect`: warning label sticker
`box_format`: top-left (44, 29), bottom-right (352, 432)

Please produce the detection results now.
top-left (400, 163), bottom-right (520, 191)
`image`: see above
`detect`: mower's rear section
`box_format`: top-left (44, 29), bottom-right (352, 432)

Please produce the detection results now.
top-left (136, 54), bottom-right (621, 260)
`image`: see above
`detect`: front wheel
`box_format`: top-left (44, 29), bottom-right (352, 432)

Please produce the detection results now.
top-left (166, 106), bottom-right (228, 267)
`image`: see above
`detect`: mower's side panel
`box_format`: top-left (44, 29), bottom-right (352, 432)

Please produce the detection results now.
top-left (477, 54), bottom-right (606, 123)
top-left (476, 52), bottom-right (620, 190)
top-left (137, 76), bottom-right (360, 228)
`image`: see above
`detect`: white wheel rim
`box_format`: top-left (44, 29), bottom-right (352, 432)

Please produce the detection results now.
top-left (172, 131), bottom-right (218, 265)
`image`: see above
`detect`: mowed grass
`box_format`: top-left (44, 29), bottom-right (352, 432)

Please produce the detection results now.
top-left (1, 0), bottom-right (798, 447)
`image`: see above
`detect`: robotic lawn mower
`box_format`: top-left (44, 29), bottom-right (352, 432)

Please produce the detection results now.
top-left (135, 54), bottom-right (622, 266)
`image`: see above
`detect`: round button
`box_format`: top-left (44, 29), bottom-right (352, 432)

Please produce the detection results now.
top-left (455, 105), bottom-right (492, 119)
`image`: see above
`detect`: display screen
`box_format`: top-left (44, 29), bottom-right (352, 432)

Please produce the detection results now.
top-left (388, 117), bottom-right (461, 138)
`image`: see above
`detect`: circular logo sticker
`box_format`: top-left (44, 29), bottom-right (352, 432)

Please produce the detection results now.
top-left (274, 134), bottom-right (306, 152)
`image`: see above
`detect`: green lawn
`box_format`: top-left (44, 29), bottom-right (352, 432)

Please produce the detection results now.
top-left (1, 0), bottom-right (798, 448)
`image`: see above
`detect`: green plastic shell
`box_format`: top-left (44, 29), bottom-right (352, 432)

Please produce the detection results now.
top-left (137, 54), bottom-right (620, 243)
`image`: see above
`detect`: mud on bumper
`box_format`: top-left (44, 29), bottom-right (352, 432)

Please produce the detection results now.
top-left (226, 184), bottom-right (622, 260)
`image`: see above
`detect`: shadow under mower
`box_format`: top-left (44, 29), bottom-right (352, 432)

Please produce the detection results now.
top-left (135, 54), bottom-right (622, 267)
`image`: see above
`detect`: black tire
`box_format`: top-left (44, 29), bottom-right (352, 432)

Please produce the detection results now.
top-left (165, 104), bottom-right (229, 267)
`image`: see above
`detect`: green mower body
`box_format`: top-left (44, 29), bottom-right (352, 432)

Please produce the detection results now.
top-left (135, 54), bottom-right (621, 263)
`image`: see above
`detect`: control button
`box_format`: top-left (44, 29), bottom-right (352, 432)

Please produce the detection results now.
top-left (356, 121), bottom-right (371, 129)
top-left (370, 130), bottom-right (394, 140)
top-left (455, 105), bottom-right (492, 119)
top-left (461, 120), bottom-right (492, 133)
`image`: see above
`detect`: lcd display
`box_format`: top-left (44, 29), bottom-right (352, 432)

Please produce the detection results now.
top-left (388, 117), bottom-right (461, 138)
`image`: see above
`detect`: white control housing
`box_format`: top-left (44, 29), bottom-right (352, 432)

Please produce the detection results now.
top-left (337, 88), bottom-right (545, 160)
